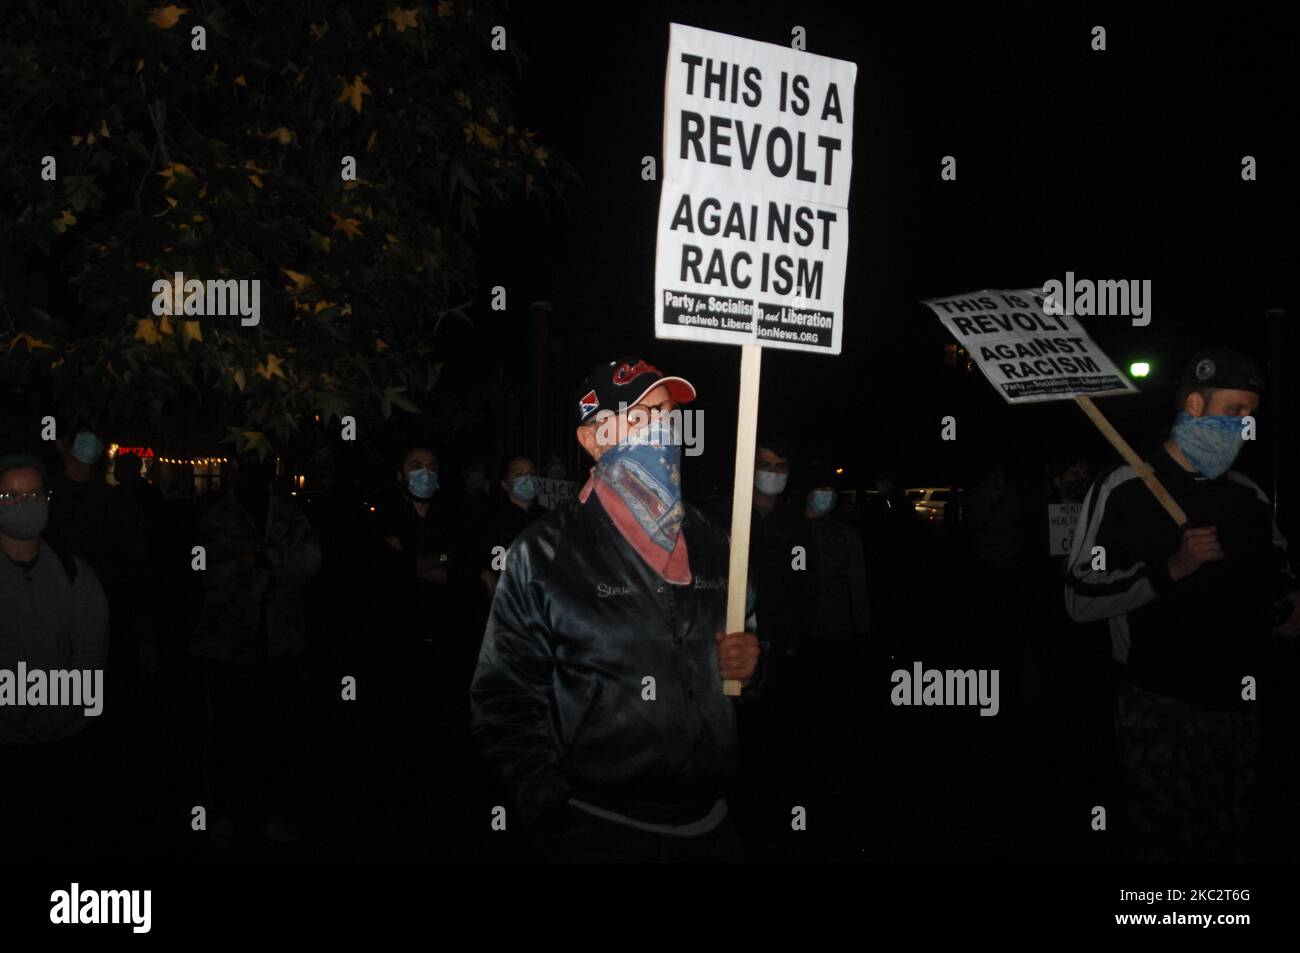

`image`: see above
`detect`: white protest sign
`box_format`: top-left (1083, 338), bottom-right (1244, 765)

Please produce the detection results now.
top-left (1048, 502), bottom-right (1082, 555)
top-left (536, 477), bottom-right (579, 511)
top-left (923, 288), bottom-right (1138, 403)
top-left (654, 23), bottom-right (856, 354)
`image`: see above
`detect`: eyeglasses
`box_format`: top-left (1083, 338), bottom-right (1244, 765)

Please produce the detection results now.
top-left (0, 490), bottom-right (52, 505)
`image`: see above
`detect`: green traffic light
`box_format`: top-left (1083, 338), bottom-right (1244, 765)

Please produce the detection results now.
top-left (1129, 361), bottom-right (1150, 378)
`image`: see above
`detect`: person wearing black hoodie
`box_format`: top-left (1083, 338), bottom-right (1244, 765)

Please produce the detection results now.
top-left (1064, 348), bottom-right (1299, 861)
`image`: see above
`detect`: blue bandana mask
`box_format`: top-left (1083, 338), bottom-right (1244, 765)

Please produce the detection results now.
top-left (511, 474), bottom-right (538, 502)
top-left (596, 416), bottom-right (684, 552)
top-left (405, 467), bottom-right (438, 499)
top-left (809, 489), bottom-right (837, 515)
top-left (1171, 412), bottom-right (1246, 479)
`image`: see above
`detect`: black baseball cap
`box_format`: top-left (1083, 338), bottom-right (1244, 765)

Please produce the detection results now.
top-left (574, 357), bottom-right (697, 425)
top-left (1178, 347), bottom-right (1266, 393)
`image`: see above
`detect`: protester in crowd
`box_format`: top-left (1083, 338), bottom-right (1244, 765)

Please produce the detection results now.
top-left (785, 461), bottom-right (870, 827)
top-left (370, 443), bottom-right (471, 842)
top-left (190, 451), bottom-right (321, 850)
top-left (709, 435), bottom-right (801, 676)
top-left (462, 454), bottom-right (543, 713)
top-left (1049, 455), bottom-right (1093, 505)
top-left (0, 452), bottom-right (111, 858)
top-left (471, 356), bottom-right (761, 861)
top-left (462, 458), bottom-right (492, 505)
top-left (376, 446), bottom-right (459, 615)
top-left (474, 455), bottom-right (541, 597)
top-left (796, 462), bottom-right (870, 646)
top-left (1065, 347), bottom-right (1300, 861)
top-left (966, 461), bottom-right (1022, 571)
top-left (45, 427), bottom-right (115, 580)
top-left (373, 443), bottom-right (472, 677)
top-left (707, 434), bottom-right (803, 854)
top-left (543, 454), bottom-right (568, 482)
top-left (457, 456), bottom-right (494, 544)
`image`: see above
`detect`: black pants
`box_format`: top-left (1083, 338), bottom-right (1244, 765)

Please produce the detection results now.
top-left (533, 810), bottom-right (746, 862)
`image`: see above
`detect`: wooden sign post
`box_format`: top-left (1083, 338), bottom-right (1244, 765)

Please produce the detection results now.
top-left (1074, 395), bottom-right (1187, 526)
top-left (722, 344), bottom-right (763, 696)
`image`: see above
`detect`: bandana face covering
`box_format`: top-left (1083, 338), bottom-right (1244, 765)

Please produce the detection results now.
top-left (596, 415), bottom-right (685, 552)
top-left (1171, 411), bottom-right (1247, 479)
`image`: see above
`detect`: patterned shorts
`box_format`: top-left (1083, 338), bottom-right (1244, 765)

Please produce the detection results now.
top-left (1113, 681), bottom-right (1259, 862)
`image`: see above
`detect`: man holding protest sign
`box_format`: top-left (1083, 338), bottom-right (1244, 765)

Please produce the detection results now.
top-left (474, 23), bottom-right (856, 861)
top-left (1063, 348), bottom-right (1300, 861)
top-left (470, 357), bottom-right (760, 861)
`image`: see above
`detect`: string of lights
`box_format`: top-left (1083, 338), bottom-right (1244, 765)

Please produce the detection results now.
top-left (105, 443), bottom-right (228, 466)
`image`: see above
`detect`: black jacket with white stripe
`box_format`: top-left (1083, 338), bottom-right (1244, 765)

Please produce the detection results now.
top-left (1064, 443), bottom-right (1295, 709)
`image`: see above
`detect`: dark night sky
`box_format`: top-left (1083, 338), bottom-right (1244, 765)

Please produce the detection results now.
top-left (477, 2), bottom-right (1296, 516)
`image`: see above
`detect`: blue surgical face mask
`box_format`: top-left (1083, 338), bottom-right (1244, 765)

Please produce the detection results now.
top-left (406, 467), bottom-right (438, 499)
top-left (1171, 411), bottom-right (1247, 479)
top-left (809, 489), bottom-right (837, 515)
top-left (596, 415), bottom-right (684, 552)
top-left (71, 431), bottom-right (104, 465)
top-left (511, 474), bottom-right (538, 502)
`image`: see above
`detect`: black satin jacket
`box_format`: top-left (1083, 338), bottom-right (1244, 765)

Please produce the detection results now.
top-left (469, 489), bottom-right (758, 827)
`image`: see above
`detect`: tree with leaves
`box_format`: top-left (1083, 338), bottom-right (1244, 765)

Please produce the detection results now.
top-left (1, 0), bottom-right (573, 457)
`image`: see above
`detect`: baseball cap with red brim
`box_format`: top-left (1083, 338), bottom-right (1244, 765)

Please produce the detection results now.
top-left (574, 357), bottom-right (697, 424)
